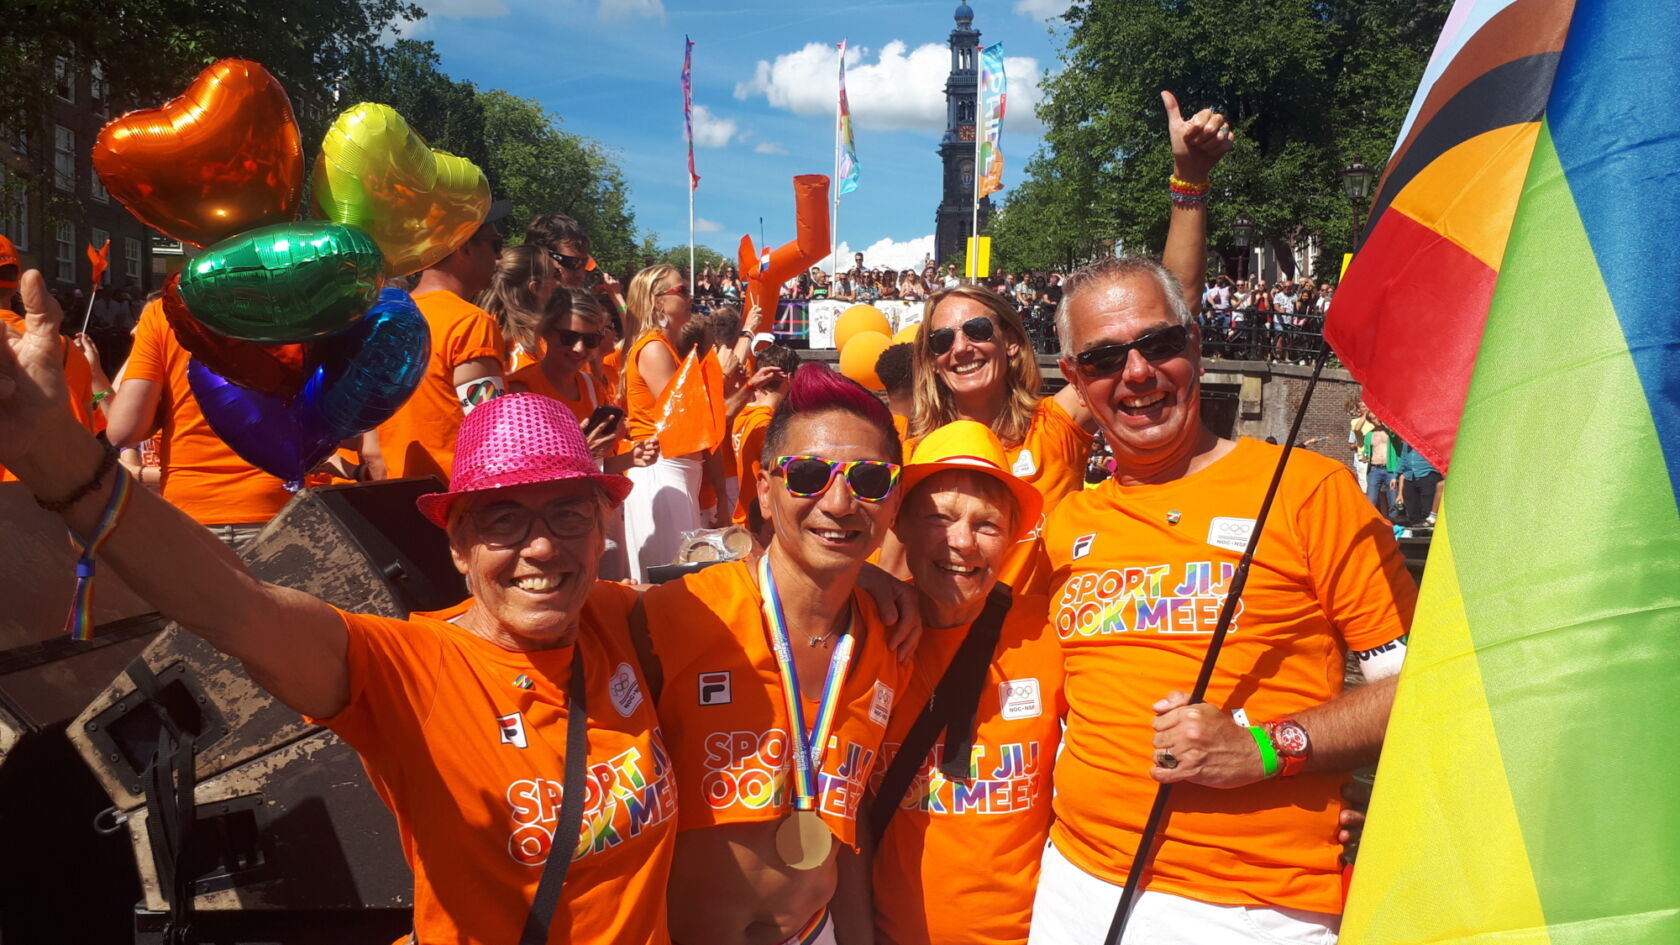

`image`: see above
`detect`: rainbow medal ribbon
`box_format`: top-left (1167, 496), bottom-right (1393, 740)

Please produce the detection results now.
top-left (757, 555), bottom-right (854, 870)
top-left (65, 470), bottom-right (135, 641)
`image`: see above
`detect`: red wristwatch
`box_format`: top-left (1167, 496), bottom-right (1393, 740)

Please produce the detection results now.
top-left (1264, 719), bottom-right (1311, 778)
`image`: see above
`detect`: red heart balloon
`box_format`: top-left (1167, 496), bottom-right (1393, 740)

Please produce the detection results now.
top-left (93, 59), bottom-right (303, 248)
top-left (162, 274), bottom-right (309, 400)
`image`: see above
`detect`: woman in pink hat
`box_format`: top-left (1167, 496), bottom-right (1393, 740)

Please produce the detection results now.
top-left (0, 271), bottom-right (677, 945)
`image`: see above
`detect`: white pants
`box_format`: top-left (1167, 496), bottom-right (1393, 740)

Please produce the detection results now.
top-left (622, 454), bottom-right (703, 583)
top-left (1027, 841), bottom-right (1338, 945)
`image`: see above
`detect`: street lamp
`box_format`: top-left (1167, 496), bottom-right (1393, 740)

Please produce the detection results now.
top-left (1232, 215), bottom-right (1254, 281)
top-left (1340, 155), bottom-right (1375, 243)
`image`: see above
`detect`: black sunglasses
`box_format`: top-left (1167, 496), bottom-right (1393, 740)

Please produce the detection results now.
top-left (1073, 324), bottom-right (1191, 378)
top-left (926, 316), bottom-right (997, 355)
top-left (547, 250), bottom-right (588, 271)
top-left (553, 328), bottom-right (603, 349)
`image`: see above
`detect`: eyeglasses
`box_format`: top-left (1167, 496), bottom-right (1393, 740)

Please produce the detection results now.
top-left (926, 316), bottom-right (997, 355)
top-left (553, 328), bottom-right (602, 349)
top-left (547, 250), bottom-right (588, 271)
top-left (773, 455), bottom-right (902, 503)
top-left (468, 499), bottom-right (599, 547)
top-left (474, 235), bottom-right (505, 255)
top-left (658, 284), bottom-right (692, 298)
top-left (1072, 324), bottom-right (1191, 378)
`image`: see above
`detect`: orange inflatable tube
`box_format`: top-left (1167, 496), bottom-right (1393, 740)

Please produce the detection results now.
top-left (737, 174), bottom-right (831, 333)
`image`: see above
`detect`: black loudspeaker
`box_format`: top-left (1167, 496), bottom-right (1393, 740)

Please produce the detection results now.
top-left (0, 482), bottom-right (166, 757)
top-left (65, 477), bottom-right (464, 923)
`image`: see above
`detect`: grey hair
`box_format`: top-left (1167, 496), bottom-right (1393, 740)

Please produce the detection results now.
top-left (1054, 257), bottom-right (1193, 358)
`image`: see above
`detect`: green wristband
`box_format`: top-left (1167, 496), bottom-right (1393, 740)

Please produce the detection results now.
top-left (1249, 725), bottom-right (1280, 778)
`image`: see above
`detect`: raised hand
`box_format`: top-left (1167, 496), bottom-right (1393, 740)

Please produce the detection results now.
top-left (0, 271), bottom-right (77, 471)
top-left (1162, 90), bottom-right (1235, 183)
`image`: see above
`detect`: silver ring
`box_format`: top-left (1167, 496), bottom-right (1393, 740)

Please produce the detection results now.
top-left (1156, 750), bottom-right (1179, 770)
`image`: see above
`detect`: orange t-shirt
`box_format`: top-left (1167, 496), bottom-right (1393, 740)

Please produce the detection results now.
top-left (374, 289), bottom-right (505, 483)
top-left (870, 594), bottom-right (1064, 945)
top-left (119, 300), bottom-right (290, 525)
top-left (0, 310), bottom-right (95, 482)
top-left (595, 351), bottom-right (622, 404)
top-left (1043, 437), bottom-right (1416, 913)
top-left (623, 332), bottom-right (676, 441)
top-left (730, 403), bottom-right (774, 526)
top-left (509, 362), bottom-right (605, 424)
top-left (312, 585), bottom-right (677, 945)
top-left (642, 559), bottom-right (903, 849)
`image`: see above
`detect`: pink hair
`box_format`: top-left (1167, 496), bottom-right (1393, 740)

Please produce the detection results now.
top-left (764, 362), bottom-right (901, 464)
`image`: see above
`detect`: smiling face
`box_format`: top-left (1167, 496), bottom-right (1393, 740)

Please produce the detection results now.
top-left (758, 409), bottom-right (903, 578)
top-left (449, 481), bottom-right (608, 651)
top-left (1060, 273), bottom-right (1205, 479)
top-left (896, 471), bottom-right (1016, 628)
top-left (928, 294), bottom-right (1019, 408)
top-left (544, 311), bottom-right (600, 377)
top-left (654, 270), bottom-right (692, 332)
top-left (551, 239), bottom-right (589, 289)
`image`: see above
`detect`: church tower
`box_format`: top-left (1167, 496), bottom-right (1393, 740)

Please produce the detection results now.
top-left (934, 2), bottom-right (991, 270)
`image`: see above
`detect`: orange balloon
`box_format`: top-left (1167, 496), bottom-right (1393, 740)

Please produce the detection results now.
top-left (892, 322), bottom-right (921, 345)
top-left (835, 304), bottom-right (891, 352)
top-left (92, 59), bottom-right (303, 249)
top-left (739, 175), bottom-right (832, 333)
top-left (839, 330), bottom-right (894, 391)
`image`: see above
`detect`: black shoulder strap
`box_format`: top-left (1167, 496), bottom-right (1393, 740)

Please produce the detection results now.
top-left (518, 652), bottom-right (589, 945)
top-left (627, 595), bottom-right (663, 704)
top-left (868, 584), bottom-right (1011, 846)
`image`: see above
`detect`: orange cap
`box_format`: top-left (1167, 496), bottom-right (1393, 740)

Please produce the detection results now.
top-left (901, 420), bottom-right (1043, 541)
top-left (0, 235), bottom-right (19, 290)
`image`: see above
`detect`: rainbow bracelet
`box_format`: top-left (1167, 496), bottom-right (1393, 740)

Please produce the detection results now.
top-left (1249, 724), bottom-right (1281, 779)
top-left (64, 469), bottom-right (135, 641)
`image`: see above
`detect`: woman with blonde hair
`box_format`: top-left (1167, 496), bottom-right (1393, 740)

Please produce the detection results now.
top-left (476, 243), bottom-right (554, 372)
top-left (619, 264), bottom-right (706, 581)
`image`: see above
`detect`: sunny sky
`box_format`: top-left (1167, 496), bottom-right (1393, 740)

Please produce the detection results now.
top-left (402, 0), bottom-right (1072, 270)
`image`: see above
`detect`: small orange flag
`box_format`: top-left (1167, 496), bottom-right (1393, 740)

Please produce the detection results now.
top-left (655, 348), bottom-right (728, 458)
top-left (87, 240), bottom-right (109, 287)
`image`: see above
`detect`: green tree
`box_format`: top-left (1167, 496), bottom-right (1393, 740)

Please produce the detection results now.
top-left (1019, 0), bottom-right (1448, 280)
top-left (338, 39), bottom-right (489, 173)
top-left (635, 237), bottom-right (729, 273)
top-left (477, 90), bottom-right (639, 275)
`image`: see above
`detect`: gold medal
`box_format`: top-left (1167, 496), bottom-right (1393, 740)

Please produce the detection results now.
top-left (774, 810), bottom-right (834, 870)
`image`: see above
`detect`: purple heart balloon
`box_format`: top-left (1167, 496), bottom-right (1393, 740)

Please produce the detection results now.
top-left (188, 288), bottom-right (431, 487)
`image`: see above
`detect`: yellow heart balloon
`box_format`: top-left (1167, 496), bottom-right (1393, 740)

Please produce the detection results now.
top-left (312, 103), bottom-right (490, 276)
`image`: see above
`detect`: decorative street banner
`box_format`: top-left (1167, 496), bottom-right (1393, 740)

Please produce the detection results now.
top-left (976, 42), bottom-right (1007, 197)
top-left (682, 36), bottom-right (698, 192)
top-left (808, 299), bottom-right (923, 348)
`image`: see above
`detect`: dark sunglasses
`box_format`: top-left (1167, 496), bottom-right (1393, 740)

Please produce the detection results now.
top-left (553, 328), bottom-right (602, 349)
top-left (659, 283), bottom-right (692, 298)
top-left (773, 455), bottom-right (902, 502)
top-left (469, 499), bottom-right (598, 548)
top-left (926, 316), bottom-right (997, 355)
top-left (547, 250), bottom-right (588, 271)
top-left (474, 235), bottom-right (505, 255)
top-left (1073, 324), bottom-right (1191, 378)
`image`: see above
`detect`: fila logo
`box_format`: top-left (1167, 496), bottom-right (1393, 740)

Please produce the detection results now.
top-left (1071, 533), bottom-right (1097, 560)
top-left (497, 712), bottom-right (528, 749)
top-left (698, 671), bottom-right (732, 706)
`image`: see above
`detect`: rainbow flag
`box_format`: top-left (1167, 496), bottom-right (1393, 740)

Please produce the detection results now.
top-left (682, 36), bottom-right (699, 192)
top-left (837, 40), bottom-right (860, 196)
top-left (976, 43), bottom-right (1006, 198)
top-left (1332, 2), bottom-right (1680, 943)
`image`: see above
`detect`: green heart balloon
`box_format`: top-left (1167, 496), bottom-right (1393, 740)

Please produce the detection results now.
top-left (178, 222), bottom-right (385, 343)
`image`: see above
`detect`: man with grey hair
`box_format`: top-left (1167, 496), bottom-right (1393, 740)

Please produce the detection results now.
top-left (1028, 253), bottom-right (1418, 943)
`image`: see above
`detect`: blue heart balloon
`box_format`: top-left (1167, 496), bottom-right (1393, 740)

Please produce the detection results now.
top-left (189, 288), bottom-right (432, 487)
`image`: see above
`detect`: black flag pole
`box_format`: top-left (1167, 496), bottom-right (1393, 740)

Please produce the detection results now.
top-left (1102, 337), bottom-right (1334, 945)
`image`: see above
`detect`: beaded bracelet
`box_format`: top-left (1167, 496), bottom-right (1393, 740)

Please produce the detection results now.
top-left (35, 442), bottom-right (118, 512)
top-left (1169, 175), bottom-right (1211, 195)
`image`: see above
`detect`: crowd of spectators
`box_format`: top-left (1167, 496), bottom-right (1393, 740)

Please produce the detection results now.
top-left (1198, 274), bottom-right (1336, 363)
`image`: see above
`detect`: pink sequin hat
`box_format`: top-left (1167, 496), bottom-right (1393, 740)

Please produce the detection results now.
top-left (415, 393), bottom-right (634, 528)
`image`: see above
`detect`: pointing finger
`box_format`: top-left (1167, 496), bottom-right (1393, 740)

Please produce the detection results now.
top-left (1161, 90), bottom-right (1183, 127)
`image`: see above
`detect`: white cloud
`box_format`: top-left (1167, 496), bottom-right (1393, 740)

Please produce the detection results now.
top-left (1013, 0), bottom-right (1075, 17)
top-left (817, 235), bottom-right (936, 274)
top-left (753, 141), bottom-right (789, 155)
top-left (690, 105), bottom-right (738, 148)
top-left (597, 0), bottom-right (664, 21)
top-left (695, 218), bottom-right (724, 233)
top-left (735, 41), bottom-right (1045, 134)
